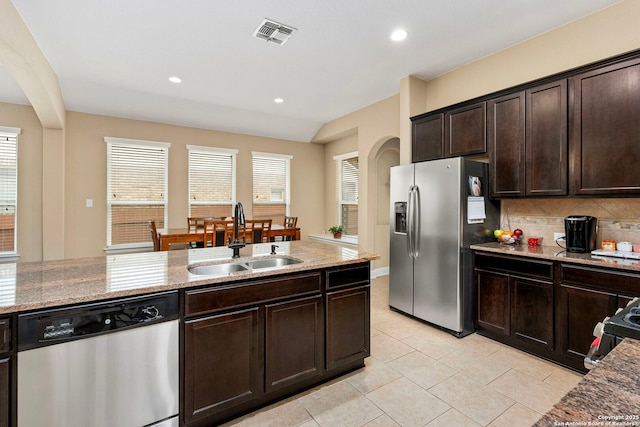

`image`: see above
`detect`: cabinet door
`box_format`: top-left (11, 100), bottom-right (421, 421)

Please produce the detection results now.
top-left (413, 113), bottom-right (444, 162)
top-left (488, 92), bottom-right (525, 197)
top-left (183, 307), bottom-right (262, 425)
top-left (0, 318), bottom-right (9, 355)
top-left (558, 285), bottom-right (616, 360)
top-left (526, 80), bottom-right (567, 196)
top-left (571, 57), bottom-right (640, 195)
top-left (510, 277), bottom-right (554, 350)
top-left (476, 270), bottom-right (510, 335)
top-left (0, 357), bottom-right (8, 427)
top-left (445, 102), bottom-right (487, 157)
top-left (326, 286), bottom-right (370, 371)
top-left (265, 295), bottom-right (323, 393)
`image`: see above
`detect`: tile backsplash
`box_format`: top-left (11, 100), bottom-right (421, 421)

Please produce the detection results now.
top-left (500, 198), bottom-right (640, 247)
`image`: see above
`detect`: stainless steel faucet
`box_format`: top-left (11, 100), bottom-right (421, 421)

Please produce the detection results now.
top-left (229, 202), bottom-right (246, 258)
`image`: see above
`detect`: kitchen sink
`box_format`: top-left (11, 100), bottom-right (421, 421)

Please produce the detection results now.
top-left (187, 262), bottom-right (249, 276)
top-left (248, 256), bottom-right (303, 269)
top-left (187, 256), bottom-right (303, 276)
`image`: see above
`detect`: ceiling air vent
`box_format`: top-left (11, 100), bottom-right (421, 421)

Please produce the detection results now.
top-left (253, 19), bottom-right (297, 45)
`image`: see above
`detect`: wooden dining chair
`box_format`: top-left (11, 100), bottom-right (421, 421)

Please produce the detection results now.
top-left (282, 216), bottom-right (298, 241)
top-left (203, 220), bottom-right (234, 247)
top-left (244, 219), bottom-right (272, 243)
top-left (148, 220), bottom-right (160, 251)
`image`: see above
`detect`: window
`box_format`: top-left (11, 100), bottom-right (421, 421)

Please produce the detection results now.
top-left (0, 127), bottom-right (20, 256)
top-left (105, 137), bottom-right (170, 250)
top-left (335, 152), bottom-right (358, 236)
top-left (187, 145), bottom-right (237, 218)
top-left (252, 152), bottom-right (292, 225)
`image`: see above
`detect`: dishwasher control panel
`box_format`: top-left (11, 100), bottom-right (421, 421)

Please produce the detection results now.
top-left (18, 291), bottom-right (179, 351)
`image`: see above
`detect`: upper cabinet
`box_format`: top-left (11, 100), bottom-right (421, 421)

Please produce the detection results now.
top-left (412, 102), bottom-right (486, 162)
top-left (444, 102), bottom-right (487, 158)
top-left (570, 56), bottom-right (640, 195)
top-left (488, 80), bottom-right (567, 198)
top-left (413, 49), bottom-right (640, 197)
top-left (412, 113), bottom-right (444, 162)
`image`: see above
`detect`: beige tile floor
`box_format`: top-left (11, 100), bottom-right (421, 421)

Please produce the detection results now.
top-left (222, 275), bottom-right (582, 427)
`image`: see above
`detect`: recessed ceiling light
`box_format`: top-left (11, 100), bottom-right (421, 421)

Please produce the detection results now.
top-left (168, 76), bottom-right (182, 83)
top-left (390, 29), bottom-right (407, 42)
top-left (274, 98), bottom-right (284, 103)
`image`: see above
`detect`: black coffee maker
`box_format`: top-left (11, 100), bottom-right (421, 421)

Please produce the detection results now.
top-left (564, 215), bottom-right (598, 253)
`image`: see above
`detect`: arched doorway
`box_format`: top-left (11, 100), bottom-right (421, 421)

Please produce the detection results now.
top-left (368, 137), bottom-right (399, 276)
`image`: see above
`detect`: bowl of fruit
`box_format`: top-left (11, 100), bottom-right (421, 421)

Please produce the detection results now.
top-left (494, 228), bottom-right (523, 245)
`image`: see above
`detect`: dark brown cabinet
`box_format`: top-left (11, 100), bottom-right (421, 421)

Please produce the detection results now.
top-left (265, 295), bottom-right (323, 393)
top-left (0, 317), bottom-right (12, 427)
top-left (475, 253), bottom-right (554, 353)
top-left (183, 307), bottom-right (262, 425)
top-left (326, 286), bottom-right (370, 371)
top-left (488, 92), bottom-right (525, 197)
top-left (412, 113), bottom-right (444, 162)
top-left (571, 56), bottom-right (640, 195)
top-left (325, 263), bottom-right (371, 371)
top-left (445, 102), bottom-right (487, 157)
top-left (182, 265), bottom-right (370, 426)
top-left (488, 80), bottom-right (567, 197)
top-left (557, 264), bottom-right (639, 370)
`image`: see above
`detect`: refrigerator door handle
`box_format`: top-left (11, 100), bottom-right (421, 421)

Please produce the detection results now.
top-left (406, 186), bottom-right (415, 258)
top-left (412, 185), bottom-right (421, 258)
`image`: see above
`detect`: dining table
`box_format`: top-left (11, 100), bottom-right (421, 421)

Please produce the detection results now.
top-left (159, 224), bottom-right (300, 251)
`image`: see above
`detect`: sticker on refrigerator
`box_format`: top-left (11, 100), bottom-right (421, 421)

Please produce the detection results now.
top-left (467, 176), bottom-right (486, 224)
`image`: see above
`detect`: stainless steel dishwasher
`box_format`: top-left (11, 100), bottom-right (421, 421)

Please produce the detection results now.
top-left (17, 291), bottom-right (179, 427)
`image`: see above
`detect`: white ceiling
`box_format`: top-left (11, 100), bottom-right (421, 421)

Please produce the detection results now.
top-left (1, 0), bottom-right (620, 142)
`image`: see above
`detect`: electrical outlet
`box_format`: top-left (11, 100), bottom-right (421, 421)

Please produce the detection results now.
top-left (554, 232), bottom-right (565, 241)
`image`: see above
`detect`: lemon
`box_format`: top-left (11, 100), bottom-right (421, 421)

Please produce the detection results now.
top-left (493, 229), bottom-right (503, 238)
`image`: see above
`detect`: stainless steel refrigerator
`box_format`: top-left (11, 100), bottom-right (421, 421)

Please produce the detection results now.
top-left (389, 157), bottom-right (499, 337)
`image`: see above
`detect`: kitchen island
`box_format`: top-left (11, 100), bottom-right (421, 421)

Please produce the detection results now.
top-left (1, 241), bottom-right (379, 427)
top-left (534, 338), bottom-right (640, 426)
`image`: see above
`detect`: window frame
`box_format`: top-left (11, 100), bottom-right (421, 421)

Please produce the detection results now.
top-left (187, 145), bottom-right (238, 219)
top-left (251, 151), bottom-right (292, 225)
top-left (105, 136), bottom-right (170, 252)
top-left (0, 126), bottom-right (20, 259)
top-left (334, 151), bottom-right (359, 236)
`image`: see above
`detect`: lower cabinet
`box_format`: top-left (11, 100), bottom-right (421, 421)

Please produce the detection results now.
top-left (182, 264), bottom-right (370, 426)
top-left (326, 286), bottom-right (370, 371)
top-left (183, 307), bottom-right (263, 425)
top-left (0, 357), bottom-right (9, 427)
top-left (0, 317), bottom-right (12, 427)
top-left (265, 295), bottom-right (323, 393)
top-left (475, 252), bottom-right (640, 373)
top-left (556, 264), bottom-right (637, 370)
top-left (476, 268), bottom-right (554, 351)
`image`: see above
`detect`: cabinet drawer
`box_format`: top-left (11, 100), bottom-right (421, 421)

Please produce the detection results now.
top-left (185, 272), bottom-right (322, 317)
top-left (560, 264), bottom-right (640, 295)
top-left (0, 318), bottom-right (10, 355)
top-left (325, 263), bottom-right (370, 290)
top-left (474, 253), bottom-right (553, 281)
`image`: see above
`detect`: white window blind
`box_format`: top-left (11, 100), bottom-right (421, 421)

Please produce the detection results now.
top-left (335, 153), bottom-right (358, 236)
top-left (187, 145), bottom-right (237, 219)
top-left (252, 152), bottom-right (292, 225)
top-left (0, 127), bottom-right (20, 255)
top-left (105, 137), bottom-right (170, 248)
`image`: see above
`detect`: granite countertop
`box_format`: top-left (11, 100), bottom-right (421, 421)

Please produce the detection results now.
top-left (471, 242), bottom-right (640, 273)
top-left (534, 338), bottom-right (640, 426)
top-left (0, 240), bottom-right (379, 314)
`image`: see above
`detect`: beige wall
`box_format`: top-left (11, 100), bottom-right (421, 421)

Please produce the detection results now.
top-left (63, 112), bottom-right (325, 259)
top-left (0, 102), bottom-right (43, 262)
top-left (422, 1), bottom-right (640, 112)
top-left (314, 0), bottom-right (640, 273)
